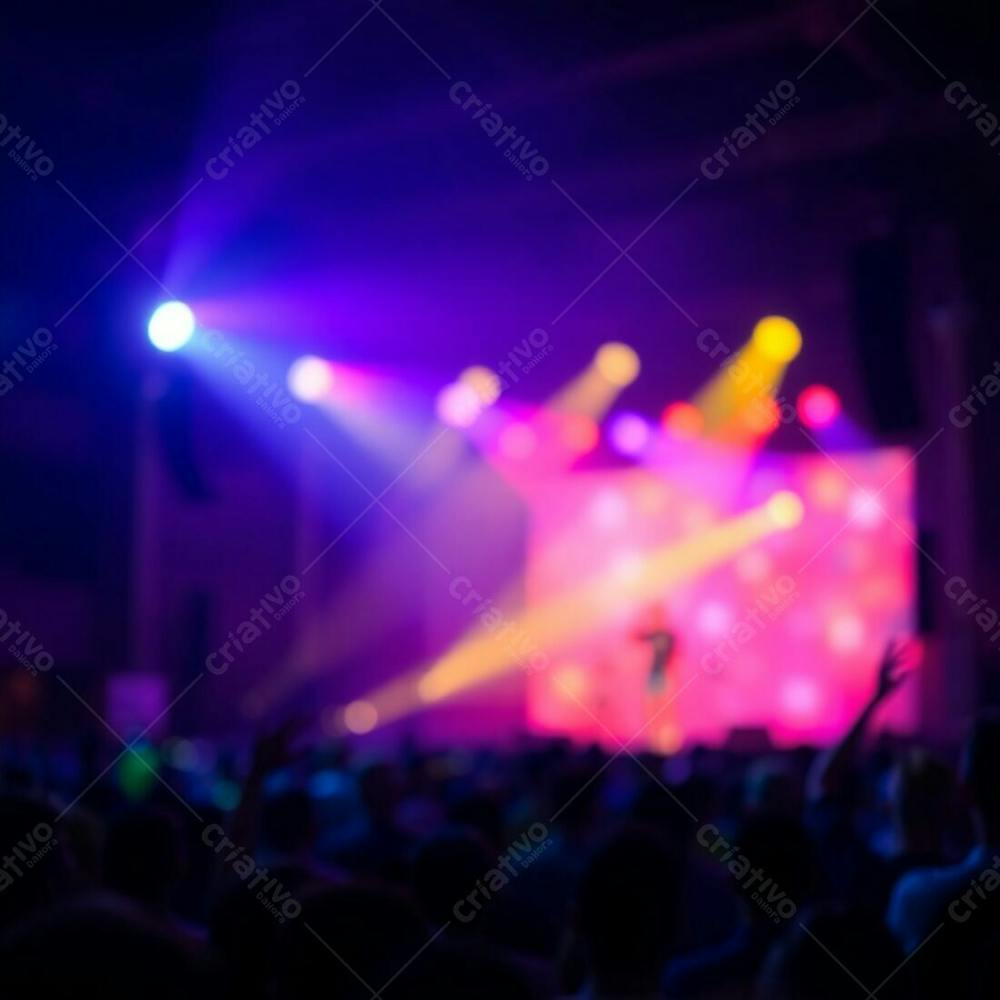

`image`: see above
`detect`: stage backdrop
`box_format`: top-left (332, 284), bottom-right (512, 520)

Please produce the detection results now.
top-left (525, 447), bottom-right (916, 750)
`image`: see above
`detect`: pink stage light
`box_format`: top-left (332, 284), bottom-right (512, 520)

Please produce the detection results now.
top-left (559, 412), bottom-right (600, 455)
top-left (827, 612), bottom-right (866, 653)
top-left (436, 381), bottom-right (482, 428)
top-left (661, 401), bottom-right (703, 440)
top-left (498, 421), bottom-right (537, 459)
top-left (781, 678), bottom-right (822, 718)
top-left (608, 412), bottom-right (651, 456)
top-left (736, 549), bottom-right (772, 583)
top-left (797, 384), bottom-right (842, 429)
top-left (522, 449), bottom-right (917, 750)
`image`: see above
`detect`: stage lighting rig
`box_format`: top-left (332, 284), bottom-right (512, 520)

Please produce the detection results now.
top-left (147, 301), bottom-right (195, 352)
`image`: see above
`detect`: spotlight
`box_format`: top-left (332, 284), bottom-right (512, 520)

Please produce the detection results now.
top-left (147, 301), bottom-right (195, 352)
top-left (459, 366), bottom-right (501, 406)
top-left (343, 700), bottom-right (379, 734)
top-left (287, 355), bottom-right (335, 402)
top-left (797, 384), bottom-right (841, 429)
top-left (594, 342), bottom-right (640, 387)
top-left (766, 490), bottom-right (804, 529)
top-left (436, 381), bottom-right (482, 428)
top-left (751, 316), bottom-right (802, 363)
top-left (608, 412), bottom-right (650, 456)
top-left (661, 401), bottom-right (703, 440)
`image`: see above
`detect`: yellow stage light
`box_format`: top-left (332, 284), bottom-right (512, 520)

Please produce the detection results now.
top-left (459, 365), bottom-right (502, 406)
top-left (548, 344), bottom-right (639, 424)
top-left (766, 490), bottom-right (805, 528)
top-left (744, 395), bottom-right (781, 436)
top-left (692, 318), bottom-right (801, 445)
top-left (594, 342), bottom-right (640, 387)
top-left (416, 500), bottom-right (793, 706)
top-left (751, 316), bottom-right (802, 363)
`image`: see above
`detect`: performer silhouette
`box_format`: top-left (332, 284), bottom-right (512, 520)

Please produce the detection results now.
top-left (636, 606), bottom-right (677, 694)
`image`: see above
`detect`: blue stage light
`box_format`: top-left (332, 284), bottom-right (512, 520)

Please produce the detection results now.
top-left (147, 301), bottom-right (196, 352)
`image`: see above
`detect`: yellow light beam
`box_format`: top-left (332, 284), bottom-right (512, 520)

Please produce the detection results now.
top-left (548, 342), bottom-right (640, 421)
top-left (692, 318), bottom-right (802, 441)
top-left (334, 492), bottom-right (803, 730)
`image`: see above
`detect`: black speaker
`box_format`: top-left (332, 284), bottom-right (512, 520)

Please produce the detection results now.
top-left (916, 527), bottom-right (937, 634)
top-left (851, 237), bottom-right (922, 433)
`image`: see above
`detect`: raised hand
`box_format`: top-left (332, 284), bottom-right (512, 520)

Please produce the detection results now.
top-left (873, 637), bottom-right (918, 704)
top-left (249, 716), bottom-right (309, 777)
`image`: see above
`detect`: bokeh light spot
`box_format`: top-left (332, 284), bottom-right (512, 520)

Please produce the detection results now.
top-left (287, 355), bottom-right (335, 402)
top-left (797, 384), bottom-right (842, 429)
top-left (594, 342), bottom-right (640, 386)
top-left (752, 315), bottom-right (802, 363)
top-left (344, 700), bottom-right (379, 734)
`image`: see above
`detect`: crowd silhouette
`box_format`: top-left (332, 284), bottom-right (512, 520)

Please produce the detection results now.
top-left (1, 641), bottom-right (996, 999)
